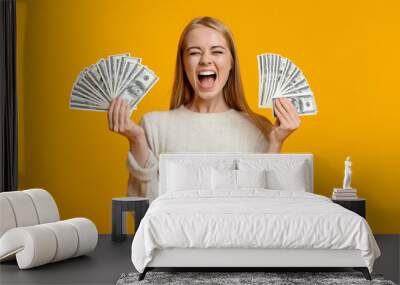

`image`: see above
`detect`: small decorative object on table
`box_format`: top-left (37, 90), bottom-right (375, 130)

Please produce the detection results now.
top-left (332, 156), bottom-right (366, 218)
top-left (332, 156), bottom-right (358, 200)
top-left (112, 197), bottom-right (149, 242)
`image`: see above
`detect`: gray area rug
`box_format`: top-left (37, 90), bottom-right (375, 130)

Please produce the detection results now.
top-left (116, 271), bottom-right (396, 285)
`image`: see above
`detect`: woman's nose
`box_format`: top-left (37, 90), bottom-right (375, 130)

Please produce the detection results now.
top-left (199, 53), bottom-right (212, 65)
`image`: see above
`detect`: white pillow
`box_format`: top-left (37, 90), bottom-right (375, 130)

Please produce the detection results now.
top-left (211, 169), bottom-right (268, 190)
top-left (166, 162), bottom-right (212, 191)
top-left (211, 168), bottom-right (236, 190)
top-left (266, 169), bottom-right (307, 191)
top-left (238, 159), bottom-right (309, 191)
top-left (237, 169), bottom-right (268, 188)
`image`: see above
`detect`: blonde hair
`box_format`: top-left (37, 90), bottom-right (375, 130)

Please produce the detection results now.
top-left (170, 17), bottom-right (273, 140)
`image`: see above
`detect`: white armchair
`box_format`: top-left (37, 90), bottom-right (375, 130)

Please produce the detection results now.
top-left (0, 189), bottom-right (98, 269)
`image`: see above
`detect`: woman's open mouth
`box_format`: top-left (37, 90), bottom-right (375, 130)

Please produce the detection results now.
top-left (197, 70), bottom-right (217, 90)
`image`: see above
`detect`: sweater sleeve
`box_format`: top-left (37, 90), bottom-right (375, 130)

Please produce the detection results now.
top-left (255, 132), bottom-right (270, 153)
top-left (126, 114), bottom-right (159, 199)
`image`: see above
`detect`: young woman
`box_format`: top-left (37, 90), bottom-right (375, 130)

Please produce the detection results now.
top-left (108, 17), bottom-right (300, 200)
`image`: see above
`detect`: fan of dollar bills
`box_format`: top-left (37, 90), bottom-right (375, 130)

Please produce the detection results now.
top-left (257, 53), bottom-right (317, 116)
top-left (69, 53), bottom-right (158, 113)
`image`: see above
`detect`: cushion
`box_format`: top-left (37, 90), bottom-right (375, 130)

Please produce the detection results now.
top-left (24, 189), bottom-right (60, 223)
top-left (212, 169), bottom-right (268, 190)
top-left (266, 169), bottom-right (307, 191)
top-left (212, 168), bottom-right (236, 190)
top-left (237, 169), bottom-right (268, 188)
top-left (42, 221), bottom-right (79, 262)
top-left (0, 189), bottom-right (97, 269)
top-left (166, 162), bottom-right (212, 191)
top-left (159, 156), bottom-right (237, 195)
top-left (64, 218), bottom-right (98, 257)
top-left (0, 196), bottom-right (16, 237)
top-left (238, 159), bottom-right (309, 191)
top-left (0, 189), bottom-right (59, 238)
top-left (0, 191), bottom-right (39, 227)
top-left (0, 225), bottom-right (57, 268)
top-left (0, 218), bottom-right (97, 269)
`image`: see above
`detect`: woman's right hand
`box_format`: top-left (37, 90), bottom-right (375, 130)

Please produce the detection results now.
top-left (108, 97), bottom-right (145, 142)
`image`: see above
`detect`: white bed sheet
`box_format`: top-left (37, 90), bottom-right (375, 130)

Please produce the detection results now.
top-left (131, 189), bottom-right (380, 273)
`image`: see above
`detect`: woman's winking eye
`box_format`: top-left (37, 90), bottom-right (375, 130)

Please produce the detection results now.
top-left (186, 47), bottom-right (225, 56)
top-left (188, 50), bottom-right (224, 56)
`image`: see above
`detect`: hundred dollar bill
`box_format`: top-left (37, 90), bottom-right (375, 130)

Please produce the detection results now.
top-left (109, 53), bottom-right (130, 96)
top-left (258, 53), bottom-right (317, 116)
top-left (117, 56), bottom-right (141, 96)
top-left (119, 67), bottom-right (159, 109)
top-left (97, 59), bottom-right (114, 99)
top-left (272, 95), bottom-right (317, 116)
top-left (86, 64), bottom-right (111, 102)
top-left (72, 73), bottom-right (108, 106)
top-left (69, 103), bottom-right (108, 112)
top-left (69, 53), bottom-right (158, 113)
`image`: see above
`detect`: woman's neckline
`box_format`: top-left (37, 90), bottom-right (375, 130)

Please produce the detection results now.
top-left (179, 104), bottom-right (236, 116)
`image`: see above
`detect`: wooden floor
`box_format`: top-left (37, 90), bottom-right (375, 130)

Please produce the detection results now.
top-left (0, 235), bottom-right (398, 285)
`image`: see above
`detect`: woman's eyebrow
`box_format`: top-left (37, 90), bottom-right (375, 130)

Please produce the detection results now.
top-left (186, 46), bottom-right (202, 51)
top-left (186, 46), bottom-right (226, 51)
top-left (211, 45), bottom-right (226, 50)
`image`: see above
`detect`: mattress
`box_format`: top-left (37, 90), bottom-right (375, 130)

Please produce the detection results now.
top-left (131, 189), bottom-right (380, 273)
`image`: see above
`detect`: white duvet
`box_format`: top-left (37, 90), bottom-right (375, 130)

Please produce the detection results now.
top-left (131, 189), bottom-right (380, 273)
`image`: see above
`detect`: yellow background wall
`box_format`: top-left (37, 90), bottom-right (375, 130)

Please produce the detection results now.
top-left (16, 0), bottom-right (399, 234)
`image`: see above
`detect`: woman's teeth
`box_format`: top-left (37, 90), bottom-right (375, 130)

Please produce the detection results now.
top-left (198, 71), bottom-right (216, 76)
top-left (198, 71), bottom-right (217, 82)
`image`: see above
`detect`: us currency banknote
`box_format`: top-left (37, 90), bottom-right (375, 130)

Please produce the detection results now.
top-left (119, 67), bottom-right (158, 109)
top-left (258, 53), bottom-right (317, 116)
top-left (70, 53), bottom-right (158, 113)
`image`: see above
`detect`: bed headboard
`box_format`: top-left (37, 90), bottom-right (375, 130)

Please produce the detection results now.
top-left (159, 153), bottom-right (314, 195)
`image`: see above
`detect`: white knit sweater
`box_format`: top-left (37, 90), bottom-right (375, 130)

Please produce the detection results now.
top-left (126, 105), bottom-right (269, 200)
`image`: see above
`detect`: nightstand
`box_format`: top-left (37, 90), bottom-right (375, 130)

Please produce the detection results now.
top-left (112, 197), bottom-right (149, 242)
top-left (332, 198), bottom-right (366, 218)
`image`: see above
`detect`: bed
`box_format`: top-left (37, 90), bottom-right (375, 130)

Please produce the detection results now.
top-left (131, 153), bottom-right (381, 281)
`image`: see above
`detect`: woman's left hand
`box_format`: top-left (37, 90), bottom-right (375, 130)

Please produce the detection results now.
top-left (267, 98), bottom-right (301, 151)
